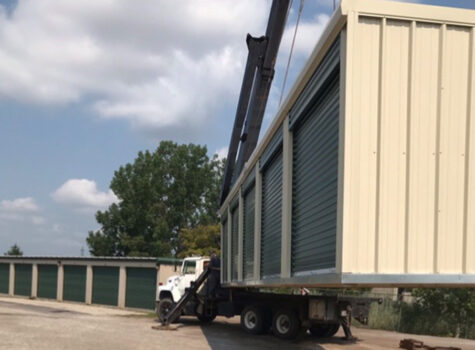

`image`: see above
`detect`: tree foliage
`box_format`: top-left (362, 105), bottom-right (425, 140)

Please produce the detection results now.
top-left (410, 288), bottom-right (475, 338)
top-left (368, 288), bottom-right (475, 339)
top-left (87, 141), bottom-right (224, 257)
top-left (177, 224), bottom-right (221, 259)
top-left (5, 243), bottom-right (23, 256)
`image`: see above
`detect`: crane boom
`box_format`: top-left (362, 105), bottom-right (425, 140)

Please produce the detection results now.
top-left (220, 0), bottom-right (291, 205)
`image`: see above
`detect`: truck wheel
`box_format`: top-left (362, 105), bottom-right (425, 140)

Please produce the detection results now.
top-left (324, 324), bottom-right (340, 337)
top-left (309, 325), bottom-right (327, 337)
top-left (272, 309), bottom-right (301, 340)
top-left (196, 311), bottom-right (217, 323)
top-left (195, 304), bottom-right (217, 324)
top-left (157, 298), bottom-right (180, 323)
top-left (309, 324), bottom-right (340, 338)
top-left (240, 306), bottom-right (266, 334)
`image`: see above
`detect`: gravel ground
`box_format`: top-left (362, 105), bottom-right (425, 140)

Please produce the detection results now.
top-left (0, 296), bottom-right (474, 350)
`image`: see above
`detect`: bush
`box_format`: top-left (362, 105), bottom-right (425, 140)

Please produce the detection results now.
top-left (366, 290), bottom-right (475, 340)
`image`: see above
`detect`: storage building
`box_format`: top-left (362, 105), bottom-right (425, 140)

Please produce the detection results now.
top-left (219, 0), bottom-right (475, 287)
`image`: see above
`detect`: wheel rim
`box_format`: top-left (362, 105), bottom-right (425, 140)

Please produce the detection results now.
top-left (275, 314), bottom-right (290, 334)
top-left (244, 310), bottom-right (257, 329)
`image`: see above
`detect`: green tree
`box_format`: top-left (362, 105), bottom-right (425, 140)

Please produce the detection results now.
top-left (5, 244), bottom-right (23, 256)
top-left (87, 141), bottom-right (224, 257)
top-left (410, 288), bottom-right (475, 338)
top-left (177, 224), bottom-right (221, 259)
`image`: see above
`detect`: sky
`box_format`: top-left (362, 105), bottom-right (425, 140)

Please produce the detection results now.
top-left (0, 0), bottom-right (473, 256)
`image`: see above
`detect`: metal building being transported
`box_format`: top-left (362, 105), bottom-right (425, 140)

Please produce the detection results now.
top-left (219, 0), bottom-right (475, 287)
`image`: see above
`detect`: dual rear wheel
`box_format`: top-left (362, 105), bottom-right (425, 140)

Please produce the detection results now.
top-left (240, 306), bottom-right (301, 340)
top-left (241, 305), bottom-right (340, 340)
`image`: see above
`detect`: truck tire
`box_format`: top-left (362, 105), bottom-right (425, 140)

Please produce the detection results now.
top-left (195, 304), bottom-right (217, 324)
top-left (309, 324), bottom-right (340, 338)
top-left (240, 306), bottom-right (266, 335)
top-left (272, 309), bottom-right (301, 340)
top-left (157, 298), bottom-right (180, 323)
top-left (324, 324), bottom-right (340, 337)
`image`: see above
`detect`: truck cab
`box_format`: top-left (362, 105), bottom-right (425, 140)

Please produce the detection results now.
top-left (156, 256), bottom-right (209, 304)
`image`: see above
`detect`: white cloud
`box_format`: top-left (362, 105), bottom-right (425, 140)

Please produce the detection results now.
top-left (313, 0), bottom-right (340, 9)
top-left (215, 147), bottom-right (228, 160)
top-left (280, 14), bottom-right (330, 62)
top-left (31, 216), bottom-right (46, 225)
top-left (0, 197), bottom-right (39, 212)
top-left (0, 197), bottom-right (45, 225)
top-left (52, 179), bottom-right (118, 211)
top-left (0, 0), bottom-right (269, 132)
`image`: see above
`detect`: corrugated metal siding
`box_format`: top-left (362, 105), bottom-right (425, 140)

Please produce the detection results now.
top-left (260, 151), bottom-right (283, 278)
top-left (467, 27), bottom-right (475, 274)
top-left (290, 37), bottom-right (340, 128)
top-left (221, 218), bottom-right (228, 282)
top-left (407, 22), bottom-right (440, 273)
top-left (242, 166), bottom-right (256, 193)
top-left (14, 264), bottom-right (32, 296)
top-left (343, 15), bottom-right (475, 275)
top-left (92, 267), bottom-right (119, 306)
top-left (125, 267), bottom-right (156, 310)
top-left (231, 202), bottom-right (239, 281)
top-left (291, 73), bottom-right (340, 274)
top-left (260, 125), bottom-right (283, 170)
top-left (63, 265), bottom-right (86, 302)
top-left (0, 263), bottom-right (9, 294)
top-left (37, 265), bottom-right (57, 299)
top-left (437, 25), bottom-right (471, 273)
top-left (243, 185), bottom-right (255, 280)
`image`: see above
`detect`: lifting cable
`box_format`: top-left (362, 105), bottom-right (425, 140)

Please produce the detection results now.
top-left (278, 0), bottom-right (305, 107)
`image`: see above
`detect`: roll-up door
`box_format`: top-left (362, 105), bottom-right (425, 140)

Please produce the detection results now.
top-left (63, 265), bottom-right (86, 302)
top-left (243, 185), bottom-right (255, 280)
top-left (291, 72), bottom-right (340, 274)
top-left (261, 151), bottom-right (283, 278)
top-left (14, 264), bottom-right (32, 296)
top-left (126, 267), bottom-right (157, 309)
top-left (0, 263), bottom-right (9, 294)
top-left (222, 218), bottom-right (228, 283)
top-left (37, 264), bottom-right (58, 299)
top-left (231, 202), bottom-right (239, 281)
top-left (92, 266), bottom-right (119, 306)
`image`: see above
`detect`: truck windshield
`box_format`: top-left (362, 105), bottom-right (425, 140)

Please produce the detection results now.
top-left (182, 260), bottom-right (196, 275)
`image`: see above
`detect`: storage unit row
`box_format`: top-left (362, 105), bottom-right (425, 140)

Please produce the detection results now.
top-left (0, 257), bottom-right (181, 309)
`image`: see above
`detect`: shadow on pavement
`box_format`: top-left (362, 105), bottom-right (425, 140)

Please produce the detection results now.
top-left (189, 317), bottom-right (360, 350)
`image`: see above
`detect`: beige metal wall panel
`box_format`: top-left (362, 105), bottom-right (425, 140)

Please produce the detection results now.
top-left (377, 19), bottom-right (410, 273)
top-left (344, 13), bottom-right (475, 276)
top-left (342, 16), bottom-right (380, 273)
top-left (466, 28), bottom-right (475, 274)
top-left (436, 25), bottom-right (472, 273)
top-left (406, 23), bottom-right (440, 273)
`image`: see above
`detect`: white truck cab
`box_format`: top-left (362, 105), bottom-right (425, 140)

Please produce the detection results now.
top-left (157, 256), bottom-right (210, 304)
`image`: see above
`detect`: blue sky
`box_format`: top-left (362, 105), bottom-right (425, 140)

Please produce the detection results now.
top-left (0, 0), bottom-right (473, 256)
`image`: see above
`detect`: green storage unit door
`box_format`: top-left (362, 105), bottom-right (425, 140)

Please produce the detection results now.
top-left (63, 265), bottom-right (86, 302)
top-left (291, 71), bottom-right (340, 274)
top-left (14, 264), bottom-right (32, 296)
top-left (125, 267), bottom-right (157, 309)
top-left (37, 265), bottom-right (58, 299)
top-left (243, 185), bottom-right (255, 280)
top-left (260, 150), bottom-right (283, 278)
top-left (231, 203), bottom-right (239, 281)
top-left (0, 263), bottom-right (9, 294)
top-left (222, 218), bottom-right (228, 282)
top-left (92, 266), bottom-right (119, 306)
